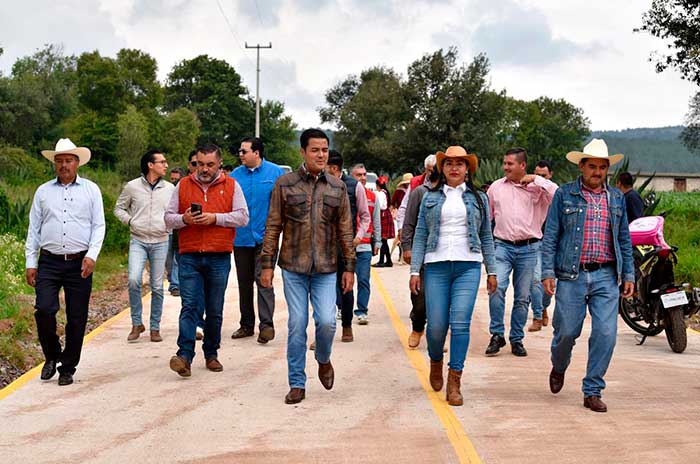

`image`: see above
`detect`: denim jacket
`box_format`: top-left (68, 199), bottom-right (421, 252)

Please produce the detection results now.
top-left (541, 177), bottom-right (634, 283)
top-left (410, 186), bottom-right (496, 275)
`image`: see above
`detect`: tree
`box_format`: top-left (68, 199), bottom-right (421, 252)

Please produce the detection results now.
top-left (508, 96), bottom-right (590, 174)
top-left (161, 108), bottom-right (201, 167)
top-left (164, 55), bottom-right (253, 150)
top-left (116, 105), bottom-right (150, 177)
top-left (258, 100), bottom-right (300, 168)
top-left (63, 110), bottom-right (119, 167)
top-left (116, 49), bottom-right (162, 110)
top-left (638, 1), bottom-right (700, 154)
top-left (0, 45), bottom-right (78, 152)
top-left (637, 1), bottom-right (700, 85)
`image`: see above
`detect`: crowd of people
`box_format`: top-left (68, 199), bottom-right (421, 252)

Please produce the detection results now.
top-left (25, 130), bottom-right (643, 412)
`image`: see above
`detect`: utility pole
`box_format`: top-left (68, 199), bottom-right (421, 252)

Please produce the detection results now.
top-left (245, 42), bottom-right (272, 137)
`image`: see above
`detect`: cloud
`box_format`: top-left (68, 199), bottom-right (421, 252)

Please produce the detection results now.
top-left (469, 1), bottom-right (602, 67)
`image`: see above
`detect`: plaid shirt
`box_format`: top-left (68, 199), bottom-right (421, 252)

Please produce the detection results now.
top-left (580, 182), bottom-right (615, 264)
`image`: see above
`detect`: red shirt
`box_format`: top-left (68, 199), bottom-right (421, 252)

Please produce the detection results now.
top-left (580, 183), bottom-right (615, 264)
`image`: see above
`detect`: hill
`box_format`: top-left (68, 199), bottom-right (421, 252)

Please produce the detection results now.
top-left (590, 126), bottom-right (700, 173)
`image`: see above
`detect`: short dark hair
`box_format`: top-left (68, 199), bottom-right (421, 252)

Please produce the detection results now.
top-left (618, 172), bottom-right (634, 187)
top-left (223, 164), bottom-right (234, 172)
top-left (170, 167), bottom-right (186, 177)
top-left (580, 157), bottom-right (610, 167)
top-left (300, 128), bottom-right (329, 149)
top-left (240, 136), bottom-right (264, 158)
top-left (196, 143), bottom-right (222, 159)
top-left (535, 160), bottom-right (553, 172)
top-left (188, 150), bottom-right (198, 162)
top-left (327, 150), bottom-right (343, 169)
top-left (505, 147), bottom-right (527, 164)
top-left (141, 149), bottom-right (163, 176)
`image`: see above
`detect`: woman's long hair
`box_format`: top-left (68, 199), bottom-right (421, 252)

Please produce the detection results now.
top-left (431, 161), bottom-right (486, 222)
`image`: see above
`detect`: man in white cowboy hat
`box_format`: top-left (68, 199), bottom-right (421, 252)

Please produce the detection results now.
top-left (542, 138), bottom-right (634, 413)
top-left (25, 138), bottom-right (106, 386)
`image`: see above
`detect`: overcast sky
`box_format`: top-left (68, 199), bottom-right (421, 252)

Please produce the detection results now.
top-left (1, 0), bottom-right (696, 132)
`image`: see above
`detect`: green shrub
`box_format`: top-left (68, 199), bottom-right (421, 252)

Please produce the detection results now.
top-left (101, 191), bottom-right (130, 254)
top-left (0, 233), bottom-right (31, 317)
top-left (0, 145), bottom-right (49, 186)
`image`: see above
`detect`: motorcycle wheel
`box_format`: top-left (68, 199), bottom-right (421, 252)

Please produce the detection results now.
top-left (664, 307), bottom-right (687, 353)
top-left (619, 297), bottom-right (664, 336)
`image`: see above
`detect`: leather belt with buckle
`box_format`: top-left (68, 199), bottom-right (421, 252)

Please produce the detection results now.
top-left (580, 261), bottom-right (616, 271)
top-left (40, 249), bottom-right (87, 261)
top-left (495, 237), bottom-right (541, 247)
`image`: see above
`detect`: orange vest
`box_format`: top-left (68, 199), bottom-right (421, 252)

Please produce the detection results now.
top-left (360, 188), bottom-right (376, 245)
top-left (177, 174), bottom-right (236, 253)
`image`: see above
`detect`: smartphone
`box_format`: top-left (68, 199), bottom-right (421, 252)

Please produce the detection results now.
top-left (191, 202), bottom-right (202, 215)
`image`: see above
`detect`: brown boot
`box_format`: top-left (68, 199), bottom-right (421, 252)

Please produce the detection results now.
top-left (446, 369), bottom-right (463, 406)
top-left (127, 324), bottom-right (145, 342)
top-left (528, 319), bottom-right (543, 332)
top-left (150, 330), bottom-right (162, 342)
top-left (408, 331), bottom-right (423, 349)
top-left (205, 357), bottom-right (223, 372)
top-left (341, 327), bottom-right (354, 342)
top-left (542, 309), bottom-right (549, 327)
top-left (429, 359), bottom-right (443, 391)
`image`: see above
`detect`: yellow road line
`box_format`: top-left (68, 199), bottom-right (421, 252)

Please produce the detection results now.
top-left (372, 269), bottom-right (483, 464)
top-left (0, 291), bottom-right (144, 401)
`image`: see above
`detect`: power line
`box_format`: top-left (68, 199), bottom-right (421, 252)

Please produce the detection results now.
top-left (214, 0), bottom-right (254, 67)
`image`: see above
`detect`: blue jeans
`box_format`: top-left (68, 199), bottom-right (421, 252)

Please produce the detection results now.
top-left (282, 270), bottom-right (336, 389)
top-left (425, 261), bottom-right (481, 371)
top-left (530, 251), bottom-right (544, 319)
top-left (177, 253), bottom-right (231, 363)
top-left (488, 240), bottom-right (539, 342)
top-left (354, 251), bottom-right (372, 317)
top-left (551, 265), bottom-right (619, 397)
top-left (128, 238), bottom-right (168, 330)
top-left (166, 234), bottom-right (179, 291)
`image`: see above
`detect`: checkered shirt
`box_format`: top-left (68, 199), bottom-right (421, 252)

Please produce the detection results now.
top-left (580, 182), bottom-right (615, 264)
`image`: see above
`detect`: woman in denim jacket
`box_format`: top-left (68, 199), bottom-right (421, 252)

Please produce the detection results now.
top-left (409, 146), bottom-right (497, 406)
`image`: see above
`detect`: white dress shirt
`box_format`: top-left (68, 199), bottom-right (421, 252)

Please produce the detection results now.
top-left (424, 183), bottom-right (483, 265)
top-left (25, 175), bottom-right (106, 268)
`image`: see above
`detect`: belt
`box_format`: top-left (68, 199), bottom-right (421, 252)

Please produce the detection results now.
top-left (580, 261), bottom-right (616, 272)
top-left (495, 237), bottom-right (540, 247)
top-left (40, 249), bottom-right (87, 261)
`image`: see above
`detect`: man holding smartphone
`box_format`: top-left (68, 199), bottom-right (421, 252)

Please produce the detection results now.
top-left (164, 143), bottom-right (249, 377)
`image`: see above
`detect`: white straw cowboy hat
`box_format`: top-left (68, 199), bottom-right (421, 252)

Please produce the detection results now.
top-left (435, 146), bottom-right (478, 175)
top-left (397, 173), bottom-right (413, 187)
top-left (566, 138), bottom-right (624, 166)
top-left (41, 138), bottom-right (91, 166)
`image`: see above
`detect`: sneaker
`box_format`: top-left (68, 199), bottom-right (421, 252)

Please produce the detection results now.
top-left (357, 314), bottom-right (369, 325)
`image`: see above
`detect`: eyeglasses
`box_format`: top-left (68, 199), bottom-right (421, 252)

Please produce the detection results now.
top-left (152, 159), bottom-right (168, 165)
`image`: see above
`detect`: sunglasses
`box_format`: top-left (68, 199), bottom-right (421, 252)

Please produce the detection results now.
top-left (238, 149), bottom-right (250, 155)
top-left (190, 161), bottom-right (197, 166)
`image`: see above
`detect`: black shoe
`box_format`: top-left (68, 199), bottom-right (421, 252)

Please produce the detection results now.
top-left (384, 262), bottom-right (393, 268)
top-left (372, 262), bottom-right (385, 268)
top-left (58, 372), bottom-right (73, 386)
top-left (511, 341), bottom-right (528, 357)
top-left (485, 334), bottom-right (506, 356)
top-left (41, 360), bottom-right (57, 380)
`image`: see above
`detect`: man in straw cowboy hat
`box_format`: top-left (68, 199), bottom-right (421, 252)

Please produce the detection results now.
top-left (486, 147), bottom-right (558, 357)
top-left (26, 138), bottom-right (106, 386)
top-left (542, 138), bottom-right (634, 413)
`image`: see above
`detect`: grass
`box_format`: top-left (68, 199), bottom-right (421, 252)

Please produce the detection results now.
top-left (657, 192), bottom-right (700, 285)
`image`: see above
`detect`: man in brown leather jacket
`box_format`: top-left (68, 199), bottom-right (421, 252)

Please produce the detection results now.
top-left (261, 128), bottom-right (355, 405)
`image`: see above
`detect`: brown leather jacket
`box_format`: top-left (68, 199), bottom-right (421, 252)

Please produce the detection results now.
top-left (261, 165), bottom-right (356, 274)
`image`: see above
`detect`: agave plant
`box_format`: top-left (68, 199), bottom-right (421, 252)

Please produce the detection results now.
top-left (610, 158), bottom-right (661, 216)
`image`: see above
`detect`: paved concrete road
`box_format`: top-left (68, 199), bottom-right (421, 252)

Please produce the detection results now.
top-left (2, 259), bottom-right (700, 463)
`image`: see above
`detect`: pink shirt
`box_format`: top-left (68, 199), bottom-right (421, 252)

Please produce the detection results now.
top-left (488, 175), bottom-right (558, 241)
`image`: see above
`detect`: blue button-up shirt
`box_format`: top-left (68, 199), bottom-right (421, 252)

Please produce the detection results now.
top-left (25, 174), bottom-right (106, 268)
top-left (231, 159), bottom-right (283, 247)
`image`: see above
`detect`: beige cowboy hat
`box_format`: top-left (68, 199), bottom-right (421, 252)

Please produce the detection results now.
top-left (41, 138), bottom-right (91, 166)
top-left (566, 138), bottom-right (623, 166)
top-left (435, 146), bottom-right (478, 175)
top-left (397, 173), bottom-right (413, 187)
